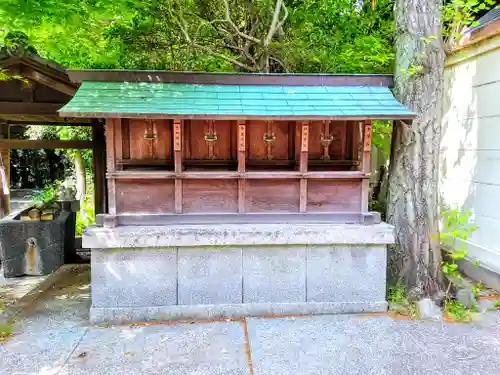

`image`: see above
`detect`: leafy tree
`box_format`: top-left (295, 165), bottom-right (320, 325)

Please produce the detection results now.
top-left (0, 0), bottom-right (396, 73)
top-left (388, 0), bottom-right (498, 298)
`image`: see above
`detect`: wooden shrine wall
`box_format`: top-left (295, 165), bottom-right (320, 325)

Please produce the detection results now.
top-left (106, 118), bottom-right (371, 216)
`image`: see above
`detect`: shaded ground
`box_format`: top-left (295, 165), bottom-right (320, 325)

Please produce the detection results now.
top-left (2, 266), bottom-right (500, 375)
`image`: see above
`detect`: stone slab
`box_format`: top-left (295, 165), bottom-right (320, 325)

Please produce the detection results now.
top-left (83, 222), bottom-right (395, 249)
top-left (306, 246), bottom-right (387, 302)
top-left (247, 314), bottom-right (500, 375)
top-left (59, 322), bottom-right (250, 375)
top-left (91, 248), bottom-right (177, 308)
top-left (16, 265), bottom-right (91, 331)
top-left (0, 326), bottom-right (88, 375)
top-left (89, 301), bottom-right (388, 324)
top-left (178, 247), bottom-right (243, 305)
top-left (0, 264), bottom-right (88, 323)
top-left (243, 246), bottom-right (306, 303)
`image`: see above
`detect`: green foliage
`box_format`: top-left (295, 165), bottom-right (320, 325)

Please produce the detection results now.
top-left (439, 207), bottom-right (479, 318)
top-left (0, 322), bottom-right (14, 340)
top-left (0, 67), bottom-right (25, 82)
top-left (76, 180), bottom-right (95, 236)
top-left (33, 180), bottom-right (61, 210)
top-left (440, 207), bottom-right (478, 285)
top-left (494, 301), bottom-right (500, 309)
top-left (0, 0), bottom-right (397, 73)
top-left (0, 300), bottom-right (14, 340)
top-left (442, 0), bottom-right (498, 46)
top-left (0, 68), bottom-right (10, 81)
top-left (282, 0), bottom-right (395, 73)
top-left (444, 299), bottom-right (475, 322)
top-left (387, 283), bottom-right (408, 304)
top-left (472, 282), bottom-right (484, 296)
top-left (372, 120), bottom-right (392, 158)
top-left (387, 283), bottom-right (418, 318)
top-left (369, 198), bottom-right (386, 220)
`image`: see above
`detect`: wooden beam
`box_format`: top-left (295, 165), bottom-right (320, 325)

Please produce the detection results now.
top-left (92, 120), bottom-right (107, 215)
top-left (68, 70), bottom-right (394, 87)
top-left (21, 81), bottom-right (35, 102)
top-left (299, 121), bottom-right (309, 213)
top-left (105, 119), bottom-right (117, 214)
top-left (0, 122), bottom-right (10, 218)
top-left (237, 120), bottom-right (246, 213)
top-left (300, 122), bottom-right (309, 173)
top-left (1, 118), bottom-right (91, 125)
top-left (21, 67), bottom-right (76, 96)
top-left (173, 119), bottom-right (183, 173)
top-left (107, 179), bottom-right (117, 215)
top-left (362, 120), bottom-right (372, 172)
top-left (361, 120), bottom-right (373, 212)
top-left (0, 102), bottom-right (63, 116)
top-left (173, 119), bottom-right (183, 214)
top-left (105, 119), bottom-right (116, 173)
top-left (0, 139), bottom-right (92, 149)
top-left (237, 120), bottom-right (246, 173)
top-left (175, 179), bottom-right (183, 214)
top-left (106, 170), bottom-right (369, 180)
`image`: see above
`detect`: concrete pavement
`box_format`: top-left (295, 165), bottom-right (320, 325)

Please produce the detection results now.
top-left (2, 266), bottom-right (500, 375)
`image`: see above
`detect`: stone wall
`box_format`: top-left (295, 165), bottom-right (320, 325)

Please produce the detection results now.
top-left (441, 32), bottom-right (500, 276)
top-left (85, 223), bottom-right (393, 323)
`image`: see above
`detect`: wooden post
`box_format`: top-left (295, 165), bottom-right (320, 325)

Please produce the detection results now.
top-left (0, 122), bottom-right (9, 218)
top-left (173, 119), bottom-right (183, 214)
top-left (361, 120), bottom-right (372, 212)
top-left (92, 120), bottom-right (107, 215)
top-left (237, 120), bottom-right (246, 213)
top-left (299, 121), bottom-right (309, 213)
top-left (105, 118), bottom-right (117, 215)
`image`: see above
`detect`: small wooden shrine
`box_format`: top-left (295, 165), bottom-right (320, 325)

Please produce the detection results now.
top-left (59, 71), bottom-right (414, 323)
top-left (60, 72), bottom-right (413, 225)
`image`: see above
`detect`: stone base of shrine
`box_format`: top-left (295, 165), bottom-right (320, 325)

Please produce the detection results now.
top-left (83, 222), bottom-right (394, 324)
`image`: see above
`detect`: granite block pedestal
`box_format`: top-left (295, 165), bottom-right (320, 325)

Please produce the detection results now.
top-left (83, 223), bottom-right (394, 324)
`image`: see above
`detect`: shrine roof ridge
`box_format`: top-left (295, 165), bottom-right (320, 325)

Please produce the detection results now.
top-left (68, 70), bottom-right (394, 87)
top-left (58, 80), bottom-right (415, 120)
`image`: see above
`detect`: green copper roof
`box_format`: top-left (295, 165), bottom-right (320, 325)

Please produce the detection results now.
top-left (58, 81), bottom-right (415, 119)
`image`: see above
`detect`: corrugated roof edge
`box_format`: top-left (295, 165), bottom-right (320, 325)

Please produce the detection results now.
top-left (57, 111), bottom-right (415, 121)
top-left (67, 70), bottom-right (394, 87)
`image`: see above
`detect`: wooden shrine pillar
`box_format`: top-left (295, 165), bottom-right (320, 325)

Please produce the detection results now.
top-left (173, 119), bottom-right (183, 214)
top-left (105, 118), bottom-right (117, 217)
top-left (361, 120), bottom-right (373, 212)
top-left (92, 120), bottom-right (107, 215)
top-left (237, 120), bottom-right (246, 213)
top-left (299, 121), bottom-right (309, 213)
top-left (0, 121), bottom-right (10, 218)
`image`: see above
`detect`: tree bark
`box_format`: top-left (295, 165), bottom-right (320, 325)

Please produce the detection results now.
top-left (387, 0), bottom-right (445, 298)
top-left (74, 150), bottom-right (86, 208)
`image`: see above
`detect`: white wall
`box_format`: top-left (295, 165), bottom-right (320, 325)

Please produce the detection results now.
top-left (441, 35), bottom-right (500, 273)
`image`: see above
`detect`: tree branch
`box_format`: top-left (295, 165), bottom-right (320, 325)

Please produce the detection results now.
top-left (173, 11), bottom-right (256, 71)
top-left (224, 44), bottom-right (259, 68)
top-left (222, 0), bottom-right (261, 44)
top-left (194, 42), bottom-right (257, 71)
top-left (269, 56), bottom-right (288, 72)
top-left (264, 0), bottom-right (288, 47)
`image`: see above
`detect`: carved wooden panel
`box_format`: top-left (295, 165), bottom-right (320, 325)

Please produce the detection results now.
top-left (308, 121), bottom-right (348, 160)
top-left (247, 120), bottom-right (292, 160)
top-left (121, 119), bottom-right (172, 161)
top-left (184, 120), bottom-right (234, 160)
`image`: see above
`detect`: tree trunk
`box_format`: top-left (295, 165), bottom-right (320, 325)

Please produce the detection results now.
top-left (74, 150), bottom-right (86, 207)
top-left (387, 0), bottom-right (445, 298)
